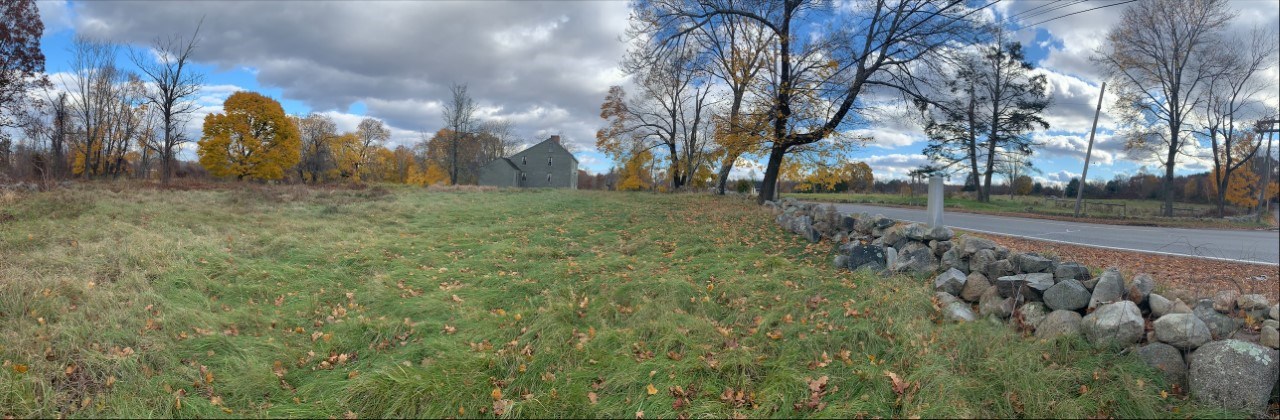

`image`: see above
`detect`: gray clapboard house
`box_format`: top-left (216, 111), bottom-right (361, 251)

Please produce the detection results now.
top-left (478, 135), bottom-right (578, 188)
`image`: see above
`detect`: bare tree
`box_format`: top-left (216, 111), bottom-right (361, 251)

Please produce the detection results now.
top-left (0, 0), bottom-right (48, 137)
top-left (1196, 28), bottom-right (1278, 217)
top-left (64, 36), bottom-right (120, 178)
top-left (442, 83), bottom-right (478, 185)
top-left (641, 0), bottom-right (980, 203)
top-left (690, 13), bottom-right (773, 194)
top-left (1097, 0), bottom-right (1234, 216)
top-left (295, 113), bottom-right (338, 183)
top-left (129, 20), bottom-right (204, 184)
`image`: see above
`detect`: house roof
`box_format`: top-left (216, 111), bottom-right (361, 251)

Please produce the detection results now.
top-left (512, 136), bottom-right (579, 164)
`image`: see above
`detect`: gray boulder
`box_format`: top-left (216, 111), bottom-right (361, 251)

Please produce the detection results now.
top-left (1153, 313), bottom-right (1212, 350)
top-left (979, 287), bottom-right (1013, 319)
top-left (1170, 299), bottom-right (1193, 314)
top-left (1036, 310), bottom-right (1082, 340)
top-left (801, 224), bottom-right (821, 243)
top-left (840, 215), bottom-right (856, 232)
top-left (1043, 279), bottom-right (1090, 311)
top-left (1193, 299), bottom-right (1240, 339)
top-left (833, 254), bottom-right (849, 270)
top-left (960, 236), bottom-right (997, 256)
top-left (969, 249), bottom-right (997, 278)
top-left (935, 291), bottom-right (960, 306)
top-left (1011, 253), bottom-right (1053, 273)
top-left (995, 273), bottom-right (1053, 303)
top-left (1271, 304), bottom-right (1278, 320)
top-left (1054, 262), bottom-right (1091, 282)
top-left (900, 223), bottom-right (930, 241)
top-left (942, 301), bottom-right (976, 323)
top-left (994, 246), bottom-right (1010, 260)
top-left (1188, 339), bottom-right (1279, 414)
top-left (959, 272), bottom-right (991, 302)
top-left (1236, 294), bottom-right (1269, 318)
top-left (1127, 273), bottom-right (1155, 304)
top-left (940, 248), bottom-right (968, 274)
top-left (934, 268), bottom-right (968, 296)
top-left (1149, 293), bottom-right (1174, 318)
top-left (893, 244), bottom-right (939, 275)
top-left (985, 259), bottom-right (1015, 281)
top-left (1212, 290), bottom-right (1238, 314)
top-left (1087, 269), bottom-right (1126, 310)
top-left (847, 244), bottom-right (887, 272)
top-left (929, 240), bottom-right (952, 257)
top-left (926, 226), bottom-right (954, 241)
top-left (1262, 326), bottom-right (1278, 349)
top-left (1081, 301), bottom-right (1144, 348)
top-left (884, 246), bottom-right (898, 271)
top-left (1137, 343), bottom-right (1187, 387)
top-left (1019, 302), bottom-right (1049, 329)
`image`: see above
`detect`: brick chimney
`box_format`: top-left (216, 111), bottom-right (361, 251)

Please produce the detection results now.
top-left (550, 135), bottom-right (561, 144)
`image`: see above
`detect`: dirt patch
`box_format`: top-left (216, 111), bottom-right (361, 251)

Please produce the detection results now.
top-left (0, 212), bottom-right (14, 224)
top-left (973, 232), bottom-right (1279, 302)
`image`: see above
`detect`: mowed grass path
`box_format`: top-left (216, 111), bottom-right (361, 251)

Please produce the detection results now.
top-left (0, 185), bottom-right (1238, 418)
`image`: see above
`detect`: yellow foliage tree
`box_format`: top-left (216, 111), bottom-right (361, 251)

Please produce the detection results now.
top-left (197, 92), bottom-right (300, 180)
top-left (1208, 161), bottom-right (1259, 208)
top-left (617, 150), bottom-right (653, 191)
top-left (847, 161), bottom-right (874, 193)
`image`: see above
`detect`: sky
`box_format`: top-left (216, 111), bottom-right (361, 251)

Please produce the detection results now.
top-left (33, 0), bottom-right (1280, 187)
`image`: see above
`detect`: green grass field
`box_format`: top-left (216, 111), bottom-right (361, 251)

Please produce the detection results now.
top-left (785, 192), bottom-right (1269, 228)
top-left (0, 184), bottom-right (1242, 418)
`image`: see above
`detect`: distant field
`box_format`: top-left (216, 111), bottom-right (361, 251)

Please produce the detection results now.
top-left (0, 184), bottom-right (1240, 417)
top-left (786, 192), bottom-right (1269, 229)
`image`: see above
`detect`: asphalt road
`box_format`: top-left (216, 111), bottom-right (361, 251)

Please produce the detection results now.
top-left (819, 203), bottom-right (1280, 265)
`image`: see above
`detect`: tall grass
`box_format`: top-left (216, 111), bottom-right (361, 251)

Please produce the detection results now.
top-left (0, 184), bottom-right (1241, 417)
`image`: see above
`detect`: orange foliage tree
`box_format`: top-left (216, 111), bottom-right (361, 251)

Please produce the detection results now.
top-left (197, 91), bottom-right (300, 180)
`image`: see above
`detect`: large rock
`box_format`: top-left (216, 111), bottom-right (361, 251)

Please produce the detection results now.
top-left (1271, 304), bottom-right (1278, 320)
top-left (801, 224), bottom-right (821, 243)
top-left (942, 301), bottom-right (976, 323)
top-left (1081, 301), bottom-right (1144, 348)
top-left (1019, 302), bottom-right (1049, 329)
top-left (979, 287), bottom-right (1013, 319)
top-left (1087, 269), bottom-right (1126, 310)
top-left (1011, 253), bottom-right (1054, 273)
top-left (893, 244), bottom-right (939, 275)
top-left (1262, 326), bottom-right (1278, 349)
top-left (1188, 340), bottom-right (1279, 414)
top-left (833, 254), bottom-right (849, 270)
top-left (960, 236), bottom-right (997, 256)
top-left (1153, 313), bottom-right (1212, 350)
top-left (900, 223), bottom-right (930, 241)
top-left (934, 268), bottom-right (968, 296)
top-left (1036, 310), bottom-right (1082, 339)
top-left (1148, 293), bottom-right (1174, 318)
top-left (839, 215), bottom-right (856, 232)
top-left (926, 226), bottom-right (954, 241)
top-left (1137, 343), bottom-right (1187, 387)
top-left (1236, 294), bottom-right (1269, 318)
top-left (1193, 299), bottom-right (1240, 339)
top-left (995, 273), bottom-right (1053, 303)
top-left (847, 244), bottom-right (887, 272)
top-left (1127, 273), bottom-right (1155, 304)
top-left (1053, 262), bottom-right (1091, 282)
top-left (969, 249), bottom-right (996, 277)
top-left (929, 240), bottom-right (951, 257)
top-left (1043, 279), bottom-right (1090, 311)
top-left (985, 259), bottom-right (1015, 280)
top-left (940, 248), bottom-right (968, 274)
top-left (1212, 290), bottom-right (1238, 314)
top-left (959, 272), bottom-right (991, 302)
top-left (884, 247), bottom-right (898, 272)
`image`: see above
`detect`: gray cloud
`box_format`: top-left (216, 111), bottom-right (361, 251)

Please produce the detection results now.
top-left (68, 0), bottom-right (631, 152)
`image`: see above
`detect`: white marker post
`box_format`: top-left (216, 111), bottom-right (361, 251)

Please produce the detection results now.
top-left (927, 175), bottom-right (944, 227)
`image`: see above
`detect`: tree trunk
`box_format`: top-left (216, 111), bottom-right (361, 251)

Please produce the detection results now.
top-left (757, 146), bottom-right (786, 204)
top-left (714, 156), bottom-right (735, 195)
top-left (1162, 125), bottom-right (1178, 217)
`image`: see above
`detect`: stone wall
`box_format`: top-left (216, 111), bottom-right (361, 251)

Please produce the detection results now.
top-left (766, 198), bottom-right (1280, 414)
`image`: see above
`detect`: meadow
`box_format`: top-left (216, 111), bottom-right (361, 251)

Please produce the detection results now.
top-left (785, 192), bottom-right (1270, 229)
top-left (0, 184), bottom-right (1244, 418)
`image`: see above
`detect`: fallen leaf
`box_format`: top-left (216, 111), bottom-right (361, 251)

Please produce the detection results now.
top-left (884, 371), bottom-right (908, 396)
top-left (491, 387), bottom-right (503, 401)
top-left (646, 383), bottom-right (658, 395)
top-left (587, 392), bottom-right (599, 404)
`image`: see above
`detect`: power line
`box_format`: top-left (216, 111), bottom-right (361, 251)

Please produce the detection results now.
top-left (1019, 0), bottom-right (1090, 21)
top-left (1007, 0), bottom-right (1063, 21)
top-left (1025, 0), bottom-right (1138, 28)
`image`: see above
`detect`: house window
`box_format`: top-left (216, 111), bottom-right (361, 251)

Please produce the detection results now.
top-left (522, 157), bottom-right (526, 165)
top-left (520, 172), bottom-right (526, 181)
top-left (547, 174), bottom-right (551, 183)
top-left (548, 156), bottom-right (553, 166)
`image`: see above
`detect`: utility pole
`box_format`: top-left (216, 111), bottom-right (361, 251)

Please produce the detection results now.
top-left (1074, 82), bottom-right (1106, 218)
top-left (1255, 118), bottom-right (1278, 222)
